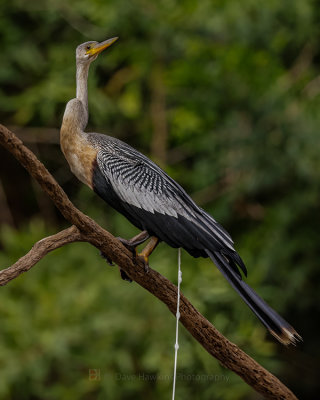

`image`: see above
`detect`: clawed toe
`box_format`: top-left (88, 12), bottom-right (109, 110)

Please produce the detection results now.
top-left (137, 254), bottom-right (150, 273)
top-left (119, 268), bottom-right (133, 282)
top-left (143, 261), bottom-right (150, 273)
top-left (108, 232), bottom-right (156, 280)
top-left (116, 237), bottom-right (137, 257)
top-left (100, 251), bottom-right (114, 266)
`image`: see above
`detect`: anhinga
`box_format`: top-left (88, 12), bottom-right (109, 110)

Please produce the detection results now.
top-left (61, 38), bottom-right (301, 345)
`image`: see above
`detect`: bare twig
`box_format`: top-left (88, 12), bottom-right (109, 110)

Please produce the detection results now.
top-left (0, 123), bottom-right (297, 400)
top-left (0, 226), bottom-right (83, 286)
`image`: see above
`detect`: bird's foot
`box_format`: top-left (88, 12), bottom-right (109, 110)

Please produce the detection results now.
top-left (137, 253), bottom-right (150, 273)
top-left (137, 236), bottom-right (159, 273)
top-left (101, 251), bottom-right (132, 282)
top-left (116, 237), bottom-right (138, 258)
top-left (119, 267), bottom-right (133, 282)
top-left (108, 231), bottom-right (155, 280)
top-left (100, 251), bottom-right (114, 266)
top-left (116, 231), bottom-right (150, 259)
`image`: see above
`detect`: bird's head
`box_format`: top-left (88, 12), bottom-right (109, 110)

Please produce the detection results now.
top-left (76, 37), bottom-right (118, 63)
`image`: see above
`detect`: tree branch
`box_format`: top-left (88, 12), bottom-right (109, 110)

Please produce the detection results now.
top-left (0, 123), bottom-right (297, 400)
top-left (0, 225), bottom-right (83, 286)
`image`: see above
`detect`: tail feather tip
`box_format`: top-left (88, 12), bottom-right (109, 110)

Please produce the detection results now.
top-left (269, 327), bottom-right (302, 346)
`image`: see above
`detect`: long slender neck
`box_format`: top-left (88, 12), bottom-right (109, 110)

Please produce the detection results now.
top-left (76, 60), bottom-right (90, 128)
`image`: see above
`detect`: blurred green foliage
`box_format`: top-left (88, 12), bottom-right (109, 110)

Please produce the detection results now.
top-left (0, 0), bottom-right (319, 398)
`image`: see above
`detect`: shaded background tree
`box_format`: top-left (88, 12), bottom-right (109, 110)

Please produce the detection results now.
top-left (0, 0), bottom-right (319, 398)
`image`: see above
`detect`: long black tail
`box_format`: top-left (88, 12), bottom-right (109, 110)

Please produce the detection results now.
top-left (206, 249), bottom-right (301, 345)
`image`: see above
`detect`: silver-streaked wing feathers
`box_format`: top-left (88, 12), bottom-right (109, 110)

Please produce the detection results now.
top-left (90, 133), bottom-right (235, 250)
top-left (96, 150), bottom-right (193, 219)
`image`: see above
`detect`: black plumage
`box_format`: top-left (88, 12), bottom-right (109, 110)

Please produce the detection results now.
top-left (88, 133), bottom-right (299, 344)
top-left (61, 39), bottom-right (301, 345)
top-left (89, 135), bottom-right (236, 257)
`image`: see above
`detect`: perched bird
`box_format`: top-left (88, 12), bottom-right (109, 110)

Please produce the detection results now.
top-left (60, 38), bottom-right (301, 345)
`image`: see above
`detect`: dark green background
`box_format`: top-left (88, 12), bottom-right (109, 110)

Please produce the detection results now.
top-left (0, 0), bottom-right (319, 398)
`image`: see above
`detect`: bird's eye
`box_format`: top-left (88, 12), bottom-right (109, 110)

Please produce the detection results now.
top-left (86, 45), bottom-right (91, 50)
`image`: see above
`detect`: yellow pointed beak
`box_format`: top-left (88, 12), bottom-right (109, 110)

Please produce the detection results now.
top-left (86, 37), bottom-right (118, 56)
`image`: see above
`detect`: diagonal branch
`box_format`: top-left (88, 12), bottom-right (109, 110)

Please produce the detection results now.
top-left (0, 123), bottom-right (297, 400)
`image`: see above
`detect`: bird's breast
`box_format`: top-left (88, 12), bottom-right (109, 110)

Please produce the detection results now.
top-left (60, 126), bottom-right (97, 189)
